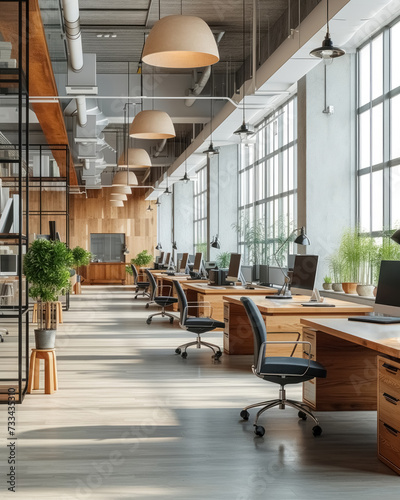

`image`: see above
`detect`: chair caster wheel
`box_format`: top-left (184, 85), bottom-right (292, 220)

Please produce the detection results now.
top-left (169, 317), bottom-right (174, 324)
top-left (298, 411), bottom-right (307, 420)
top-left (312, 425), bottom-right (322, 437)
top-left (134, 296), bottom-right (138, 300)
top-left (181, 352), bottom-right (188, 359)
top-left (145, 303), bottom-right (149, 309)
top-left (240, 410), bottom-right (249, 421)
top-left (254, 425), bottom-right (265, 437)
top-left (175, 348), bottom-right (181, 355)
top-left (213, 351), bottom-right (222, 360)
top-left (146, 318), bottom-right (152, 325)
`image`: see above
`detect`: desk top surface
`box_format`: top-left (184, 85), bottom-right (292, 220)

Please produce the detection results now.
top-left (301, 317), bottom-right (400, 358)
top-left (223, 294), bottom-right (374, 313)
top-left (185, 283), bottom-right (277, 295)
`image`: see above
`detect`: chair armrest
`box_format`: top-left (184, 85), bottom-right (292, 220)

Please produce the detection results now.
top-left (185, 301), bottom-right (213, 317)
top-left (256, 340), bottom-right (312, 377)
top-left (266, 331), bottom-right (301, 357)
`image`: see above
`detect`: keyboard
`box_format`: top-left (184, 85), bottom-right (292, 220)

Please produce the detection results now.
top-left (348, 316), bottom-right (400, 324)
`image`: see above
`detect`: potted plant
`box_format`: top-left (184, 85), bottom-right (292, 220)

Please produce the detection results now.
top-left (322, 276), bottom-right (332, 291)
top-left (24, 239), bottom-right (73, 349)
top-left (356, 234), bottom-right (377, 297)
top-left (338, 228), bottom-right (361, 294)
top-left (71, 246), bottom-right (92, 294)
top-left (126, 250), bottom-right (153, 280)
top-left (215, 251), bottom-right (231, 268)
top-left (372, 230), bottom-right (400, 295)
top-left (328, 253), bottom-right (344, 292)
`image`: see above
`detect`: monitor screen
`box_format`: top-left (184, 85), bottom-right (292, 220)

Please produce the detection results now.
top-left (0, 254), bottom-right (18, 275)
top-left (227, 253), bottom-right (242, 282)
top-left (241, 265), bottom-right (253, 283)
top-left (179, 253), bottom-right (189, 272)
top-left (159, 251), bottom-right (164, 263)
top-left (375, 261), bottom-right (400, 315)
top-left (290, 255), bottom-right (319, 291)
top-left (259, 265), bottom-right (269, 284)
top-left (268, 266), bottom-right (286, 286)
top-left (193, 252), bottom-right (202, 273)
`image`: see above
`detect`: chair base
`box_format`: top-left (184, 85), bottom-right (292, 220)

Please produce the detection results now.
top-left (175, 334), bottom-right (222, 360)
top-left (146, 309), bottom-right (176, 324)
top-left (134, 288), bottom-right (150, 299)
top-left (241, 386), bottom-right (321, 437)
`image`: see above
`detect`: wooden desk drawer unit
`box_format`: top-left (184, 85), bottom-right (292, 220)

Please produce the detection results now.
top-left (378, 356), bottom-right (400, 474)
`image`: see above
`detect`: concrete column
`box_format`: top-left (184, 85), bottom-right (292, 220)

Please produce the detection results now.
top-left (172, 181), bottom-right (194, 254)
top-left (297, 54), bottom-right (356, 285)
top-left (208, 145), bottom-right (239, 262)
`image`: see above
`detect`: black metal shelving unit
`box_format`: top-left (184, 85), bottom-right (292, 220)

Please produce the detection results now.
top-left (0, 0), bottom-right (29, 403)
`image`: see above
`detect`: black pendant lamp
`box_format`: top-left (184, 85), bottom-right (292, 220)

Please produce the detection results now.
top-left (309, 0), bottom-right (345, 60)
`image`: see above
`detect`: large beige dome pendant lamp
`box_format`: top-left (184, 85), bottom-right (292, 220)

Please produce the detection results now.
top-left (142, 14), bottom-right (219, 69)
top-left (129, 110), bottom-right (175, 140)
top-left (117, 148), bottom-right (152, 168)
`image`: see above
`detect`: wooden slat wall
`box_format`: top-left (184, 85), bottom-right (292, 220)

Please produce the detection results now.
top-left (69, 188), bottom-right (158, 258)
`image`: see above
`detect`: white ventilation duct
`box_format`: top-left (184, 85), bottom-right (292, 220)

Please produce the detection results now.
top-left (185, 32), bottom-right (224, 107)
top-left (75, 95), bottom-right (87, 127)
top-left (62, 0), bottom-right (83, 72)
top-left (153, 139), bottom-right (167, 158)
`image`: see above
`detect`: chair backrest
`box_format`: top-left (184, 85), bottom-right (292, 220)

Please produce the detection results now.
top-left (240, 297), bottom-right (267, 367)
top-left (173, 280), bottom-right (188, 324)
top-left (131, 264), bottom-right (139, 285)
top-left (145, 269), bottom-right (157, 300)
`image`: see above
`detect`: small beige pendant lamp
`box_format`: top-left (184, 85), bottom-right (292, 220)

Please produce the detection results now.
top-left (117, 148), bottom-right (152, 168)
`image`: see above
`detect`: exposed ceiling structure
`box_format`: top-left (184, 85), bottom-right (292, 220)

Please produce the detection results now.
top-left (18, 0), bottom-right (400, 194)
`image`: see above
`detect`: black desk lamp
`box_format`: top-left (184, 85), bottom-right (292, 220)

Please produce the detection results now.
top-left (272, 227), bottom-right (310, 299)
top-left (391, 229), bottom-right (400, 245)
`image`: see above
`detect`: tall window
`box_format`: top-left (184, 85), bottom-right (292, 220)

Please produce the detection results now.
top-left (193, 165), bottom-right (207, 253)
top-left (238, 96), bottom-right (297, 265)
top-left (357, 20), bottom-right (400, 234)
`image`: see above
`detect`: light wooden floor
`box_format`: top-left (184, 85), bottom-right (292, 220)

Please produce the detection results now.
top-left (0, 286), bottom-right (399, 499)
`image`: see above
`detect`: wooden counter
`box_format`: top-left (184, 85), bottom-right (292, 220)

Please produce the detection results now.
top-left (84, 263), bottom-right (127, 285)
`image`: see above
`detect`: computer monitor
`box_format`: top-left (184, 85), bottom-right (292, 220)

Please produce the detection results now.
top-left (164, 252), bottom-right (171, 267)
top-left (241, 265), bottom-right (253, 284)
top-left (290, 255), bottom-right (319, 294)
top-left (188, 254), bottom-right (195, 264)
top-left (158, 251), bottom-right (164, 264)
top-left (179, 253), bottom-right (189, 273)
top-left (268, 266), bottom-right (286, 286)
top-left (193, 252), bottom-right (202, 273)
top-left (375, 261), bottom-right (400, 316)
top-left (226, 253), bottom-right (242, 283)
top-left (259, 265), bottom-right (269, 285)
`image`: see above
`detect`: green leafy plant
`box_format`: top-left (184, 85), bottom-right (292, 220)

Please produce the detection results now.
top-left (232, 215), bottom-right (265, 265)
top-left (195, 243), bottom-right (207, 255)
top-left (72, 246), bottom-right (92, 275)
top-left (328, 253), bottom-right (344, 283)
top-left (24, 239), bottom-right (73, 304)
top-left (127, 250), bottom-right (153, 275)
top-left (373, 229), bottom-right (400, 284)
top-left (323, 276), bottom-right (332, 284)
top-left (216, 252), bottom-right (231, 268)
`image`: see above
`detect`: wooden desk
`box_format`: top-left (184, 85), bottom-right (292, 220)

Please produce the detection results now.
top-left (155, 275), bottom-right (206, 311)
top-left (300, 317), bottom-right (400, 475)
top-left (223, 295), bottom-right (373, 355)
top-left (185, 284), bottom-right (277, 324)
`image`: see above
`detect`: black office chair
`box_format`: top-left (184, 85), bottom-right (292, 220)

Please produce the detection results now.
top-left (173, 280), bottom-right (224, 360)
top-left (239, 297), bottom-right (327, 437)
top-left (131, 264), bottom-right (150, 299)
top-left (145, 269), bottom-right (177, 324)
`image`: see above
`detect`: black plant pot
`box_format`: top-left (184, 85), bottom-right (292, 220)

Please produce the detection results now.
top-left (34, 329), bottom-right (56, 349)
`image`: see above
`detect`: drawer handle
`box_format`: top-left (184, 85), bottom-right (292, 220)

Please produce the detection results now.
top-left (383, 363), bottom-right (399, 374)
top-left (383, 423), bottom-right (399, 436)
top-left (383, 392), bottom-right (399, 405)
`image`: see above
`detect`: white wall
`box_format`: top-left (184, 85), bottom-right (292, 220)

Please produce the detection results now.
top-left (297, 54), bottom-right (356, 285)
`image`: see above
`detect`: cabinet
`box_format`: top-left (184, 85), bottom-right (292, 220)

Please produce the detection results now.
top-left (378, 356), bottom-right (400, 474)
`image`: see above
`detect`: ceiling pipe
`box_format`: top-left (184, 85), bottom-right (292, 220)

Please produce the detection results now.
top-left (153, 138), bottom-right (167, 158)
top-left (75, 95), bottom-right (87, 127)
top-left (62, 0), bottom-right (83, 72)
top-left (185, 32), bottom-right (225, 107)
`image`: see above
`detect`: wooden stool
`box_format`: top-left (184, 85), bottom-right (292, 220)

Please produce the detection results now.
top-left (27, 349), bottom-right (58, 394)
top-left (32, 302), bottom-right (63, 325)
